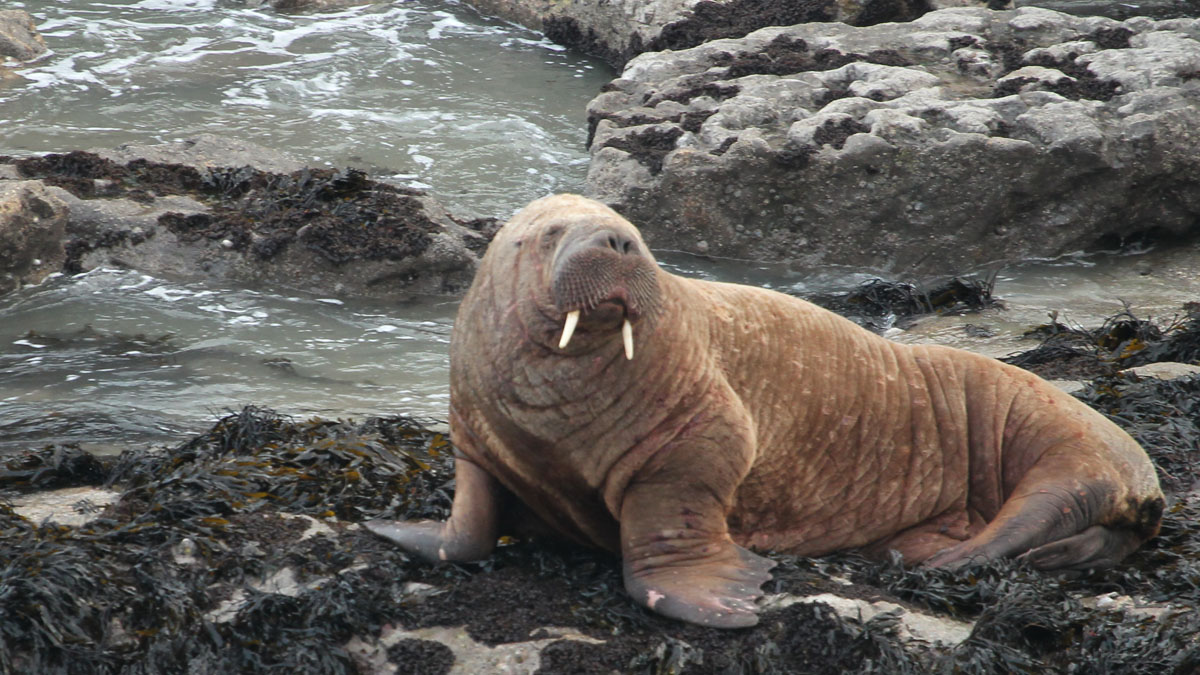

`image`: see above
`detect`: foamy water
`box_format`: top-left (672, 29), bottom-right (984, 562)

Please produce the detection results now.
top-left (3, 0), bottom-right (611, 218)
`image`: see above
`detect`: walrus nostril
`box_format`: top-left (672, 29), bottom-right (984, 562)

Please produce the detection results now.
top-left (597, 230), bottom-right (637, 255)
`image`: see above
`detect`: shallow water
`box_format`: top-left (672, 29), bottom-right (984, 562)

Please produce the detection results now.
top-left (663, 245), bottom-right (1200, 358)
top-left (0, 268), bottom-right (458, 453)
top-left (1, 1), bottom-right (1199, 455)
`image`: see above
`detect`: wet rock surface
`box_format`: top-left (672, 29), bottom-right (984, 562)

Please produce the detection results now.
top-left (3, 308), bottom-right (1199, 673)
top-left (1017, 0), bottom-right (1200, 20)
top-left (90, 134), bottom-right (306, 177)
top-left (1002, 303), bottom-right (1200, 380)
top-left (585, 8), bottom-right (1200, 275)
top-left (0, 9), bottom-right (47, 64)
top-left (804, 273), bottom-right (1001, 331)
top-left (462, 0), bottom-right (932, 69)
top-left (0, 181), bottom-right (69, 295)
top-left (0, 140), bottom-right (499, 299)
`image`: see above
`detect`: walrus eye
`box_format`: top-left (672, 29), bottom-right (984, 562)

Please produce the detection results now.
top-left (541, 225), bottom-right (565, 249)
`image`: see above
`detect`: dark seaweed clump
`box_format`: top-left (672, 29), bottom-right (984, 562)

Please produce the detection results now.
top-left (805, 274), bottom-right (1000, 332)
top-left (644, 0), bottom-right (927, 61)
top-left (1003, 304), bottom-right (1200, 379)
top-left (11, 151), bottom-right (465, 266)
top-left (12, 151), bottom-right (205, 202)
top-left (0, 407), bottom-right (455, 673)
top-left (1075, 373), bottom-right (1200, 494)
top-left (987, 27), bottom-right (1131, 102)
top-left (178, 166), bottom-right (440, 263)
top-left (0, 444), bottom-right (109, 491)
top-left (716, 35), bottom-right (912, 80)
top-left (3, 356), bottom-right (1200, 674)
top-left (595, 126), bottom-right (685, 175)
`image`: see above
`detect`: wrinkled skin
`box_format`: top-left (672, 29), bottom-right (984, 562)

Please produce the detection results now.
top-left (367, 195), bottom-right (1164, 628)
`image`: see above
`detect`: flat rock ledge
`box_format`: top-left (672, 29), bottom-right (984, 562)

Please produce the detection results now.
top-left (461, 0), bottom-right (932, 69)
top-left (586, 7), bottom-right (1200, 275)
top-left (0, 136), bottom-right (498, 300)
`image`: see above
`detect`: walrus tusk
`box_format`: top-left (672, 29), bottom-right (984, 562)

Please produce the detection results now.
top-left (623, 319), bottom-right (634, 360)
top-left (559, 310), bottom-right (581, 349)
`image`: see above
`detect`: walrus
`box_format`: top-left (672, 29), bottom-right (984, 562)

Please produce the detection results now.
top-left (366, 194), bottom-right (1164, 628)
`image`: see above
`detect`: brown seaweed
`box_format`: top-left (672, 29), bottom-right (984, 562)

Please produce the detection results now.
top-left (804, 274), bottom-right (1000, 332)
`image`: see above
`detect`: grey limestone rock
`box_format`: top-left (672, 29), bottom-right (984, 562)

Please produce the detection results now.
top-left (57, 182), bottom-right (486, 300)
top-left (0, 9), bottom-right (47, 63)
top-left (585, 8), bottom-right (1200, 274)
top-left (0, 181), bottom-right (69, 295)
top-left (2, 138), bottom-right (491, 300)
top-left (460, 0), bottom-right (929, 69)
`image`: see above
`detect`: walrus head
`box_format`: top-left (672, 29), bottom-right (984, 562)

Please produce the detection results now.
top-left (494, 195), bottom-right (663, 360)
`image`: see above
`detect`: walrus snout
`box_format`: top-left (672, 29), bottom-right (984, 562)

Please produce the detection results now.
top-left (549, 225), bottom-right (660, 360)
top-left (553, 227), bottom-right (644, 272)
top-left (551, 225), bottom-right (657, 309)
top-left (595, 228), bottom-right (639, 256)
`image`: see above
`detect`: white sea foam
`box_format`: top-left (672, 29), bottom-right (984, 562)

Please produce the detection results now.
top-left (3, 0), bottom-right (607, 282)
top-left (144, 286), bottom-right (215, 302)
top-left (156, 37), bottom-right (220, 63)
top-left (427, 13), bottom-right (468, 40)
top-left (126, 0), bottom-right (220, 10)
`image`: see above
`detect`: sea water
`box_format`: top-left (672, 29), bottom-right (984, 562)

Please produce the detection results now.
top-left (1, 0), bottom-right (1197, 454)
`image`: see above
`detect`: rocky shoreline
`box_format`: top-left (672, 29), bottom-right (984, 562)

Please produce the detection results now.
top-left (586, 8), bottom-right (1200, 272)
top-left (4, 8), bottom-right (1200, 291)
top-left (4, 1), bottom-right (1200, 672)
top-left (4, 320), bottom-right (1200, 671)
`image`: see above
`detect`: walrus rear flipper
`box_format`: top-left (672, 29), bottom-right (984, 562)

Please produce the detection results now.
top-left (1020, 525), bottom-right (1146, 570)
top-left (924, 478), bottom-right (1159, 571)
top-left (364, 457), bottom-right (502, 563)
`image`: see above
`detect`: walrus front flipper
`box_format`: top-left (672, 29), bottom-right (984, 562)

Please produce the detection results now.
top-left (364, 456), bottom-right (501, 563)
top-left (618, 453), bottom-right (775, 628)
top-left (622, 538), bottom-right (775, 628)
